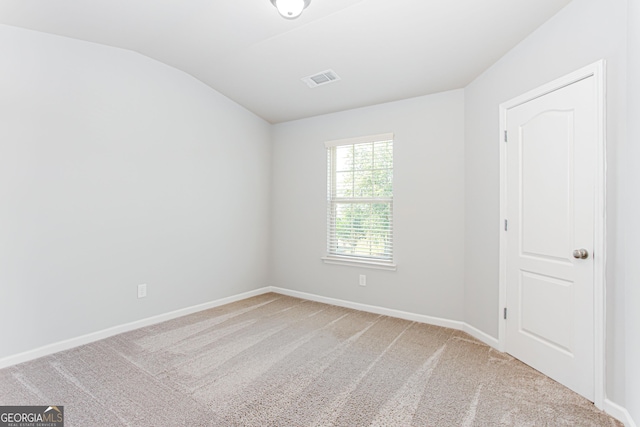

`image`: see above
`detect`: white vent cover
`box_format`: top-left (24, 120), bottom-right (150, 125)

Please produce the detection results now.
top-left (302, 69), bottom-right (341, 88)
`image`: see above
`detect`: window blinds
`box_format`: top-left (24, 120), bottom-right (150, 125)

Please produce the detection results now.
top-left (325, 133), bottom-right (394, 263)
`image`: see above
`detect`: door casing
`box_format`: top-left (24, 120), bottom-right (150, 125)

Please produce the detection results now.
top-left (498, 60), bottom-right (606, 408)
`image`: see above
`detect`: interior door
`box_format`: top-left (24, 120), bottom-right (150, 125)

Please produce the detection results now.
top-left (505, 75), bottom-right (597, 400)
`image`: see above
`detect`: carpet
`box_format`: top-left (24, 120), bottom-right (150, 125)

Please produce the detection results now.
top-left (0, 293), bottom-right (622, 426)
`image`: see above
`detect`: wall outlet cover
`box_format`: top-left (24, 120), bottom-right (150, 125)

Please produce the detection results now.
top-left (137, 284), bottom-right (147, 298)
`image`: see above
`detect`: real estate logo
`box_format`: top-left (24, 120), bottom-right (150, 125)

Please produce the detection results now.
top-left (0, 406), bottom-right (64, 427)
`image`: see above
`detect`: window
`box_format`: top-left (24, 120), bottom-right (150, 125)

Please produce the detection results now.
top-left (323, 133), bottom-right (395, 270)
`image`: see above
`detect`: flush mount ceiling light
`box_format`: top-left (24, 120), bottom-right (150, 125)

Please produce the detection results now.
top-left (270, 0), bottom-right (311, 19)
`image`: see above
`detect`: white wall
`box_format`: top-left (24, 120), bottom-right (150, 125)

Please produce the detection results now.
top-left (463, 0), bottom-right (627, 405)
top-left (0, 25), bottom-right (272, 359)
top-left (2, 2), bottom-right (636, 422)
top-left (270, 90), bottom-right (465, 321)
top-left (626, 0), bottom-right (640, 424)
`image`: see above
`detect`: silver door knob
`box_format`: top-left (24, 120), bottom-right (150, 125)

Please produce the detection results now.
top-left (573, 249), bottom-right (589, 259)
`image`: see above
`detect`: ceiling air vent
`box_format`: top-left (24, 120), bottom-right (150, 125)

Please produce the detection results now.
top-left (302, 69), bottom-right (341, 88)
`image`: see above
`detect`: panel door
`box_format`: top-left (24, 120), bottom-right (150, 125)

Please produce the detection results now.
top-left (505, 76), bottom-right (596, 400)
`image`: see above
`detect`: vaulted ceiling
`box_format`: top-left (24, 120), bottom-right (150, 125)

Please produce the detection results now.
top-left (0, 0), bottom-right (573, 123)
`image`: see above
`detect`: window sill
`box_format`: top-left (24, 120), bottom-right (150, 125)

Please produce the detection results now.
top-left (321, 256), bottom-right (397, 271)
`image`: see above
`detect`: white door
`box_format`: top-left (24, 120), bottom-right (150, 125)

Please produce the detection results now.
top-left (504, 75), bottom-right (598, 401)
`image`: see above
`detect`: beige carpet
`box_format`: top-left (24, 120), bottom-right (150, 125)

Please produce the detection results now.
top-left (0, 293), bottom-right (622, 426)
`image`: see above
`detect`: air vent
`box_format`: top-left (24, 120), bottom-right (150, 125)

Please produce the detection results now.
top-left (302, 69), bottom-right (341, 88)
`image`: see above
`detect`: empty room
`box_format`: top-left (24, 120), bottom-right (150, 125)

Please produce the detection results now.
top-left (0, 0), bottom-right (639, 425)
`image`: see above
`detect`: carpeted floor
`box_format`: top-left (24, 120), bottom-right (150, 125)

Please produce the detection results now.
top-left (0, 293), bottom-right (622, 426)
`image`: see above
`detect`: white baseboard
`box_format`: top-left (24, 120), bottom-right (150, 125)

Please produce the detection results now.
top-left (269, 286), bottom-right (500, 342)
top-left (271, 286), bottom-right (466, 331)
top-left (462, 323), bottom-right (500, 348)
top-left (0, 286), bottom-right (499, 371)
top-left (1, 284), bottom-right (633, 427)
top-left (272, 287), bottom-right (499, 349)
top-left (0, 287), bottom-right (272, 370)
top-left (604, 399), bottom-right (637, 427)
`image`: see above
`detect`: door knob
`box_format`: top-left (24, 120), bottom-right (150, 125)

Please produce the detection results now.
top-left (573, 248), bottom-right (589, 259)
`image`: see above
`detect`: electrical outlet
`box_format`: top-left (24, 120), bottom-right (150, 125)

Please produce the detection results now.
top-left (359, 275), bottom-right (366, 287)
top-left (137, 284), bottom-right (147, 299)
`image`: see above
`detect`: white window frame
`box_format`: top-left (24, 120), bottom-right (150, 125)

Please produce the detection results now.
top-left (322, 133), bottom-right (396, 271)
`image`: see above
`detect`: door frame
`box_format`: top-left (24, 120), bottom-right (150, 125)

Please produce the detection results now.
top-left (498, 60), bottom-right (606, 408)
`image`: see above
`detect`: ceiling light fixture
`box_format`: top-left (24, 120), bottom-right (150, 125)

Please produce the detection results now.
top-left (270, 0), bottom-right (311, 19)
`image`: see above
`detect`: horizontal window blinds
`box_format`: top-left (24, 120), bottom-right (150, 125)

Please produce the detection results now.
top-left (326, 134), bottom-right (394, 262)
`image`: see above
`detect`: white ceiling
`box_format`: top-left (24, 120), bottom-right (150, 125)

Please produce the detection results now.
top-left (0, 0), bottom-right (572, 123)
